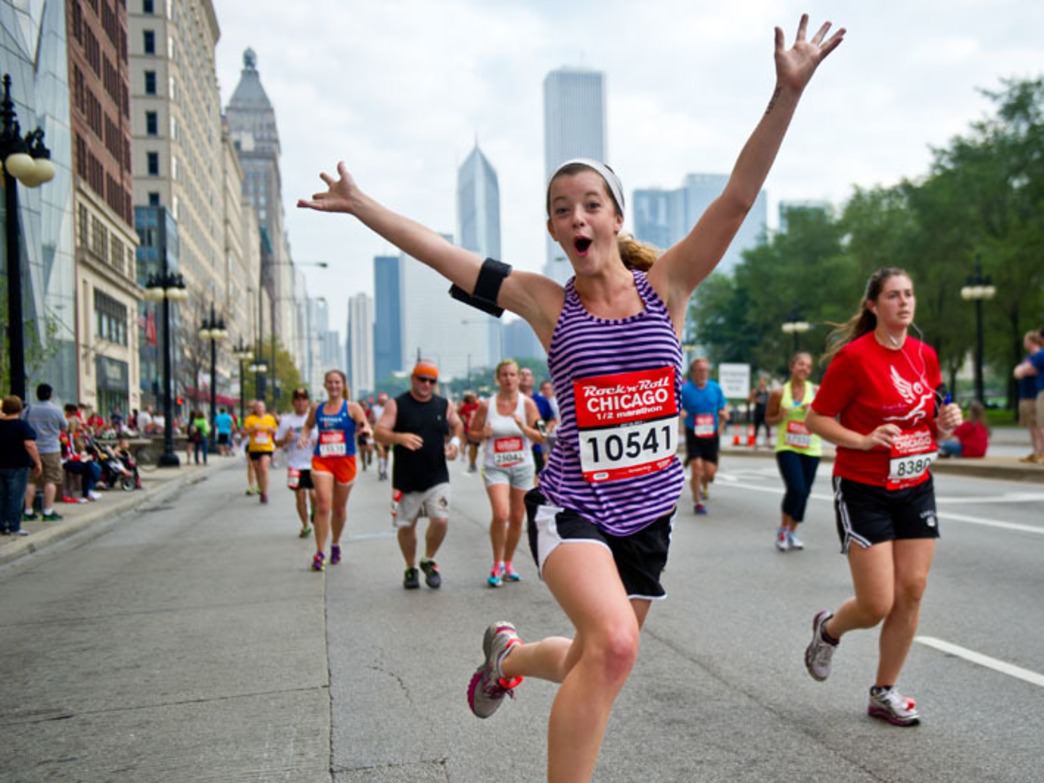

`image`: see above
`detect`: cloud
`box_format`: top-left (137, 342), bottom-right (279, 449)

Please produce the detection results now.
top-left (214, 0), bottom-right (1044, 337)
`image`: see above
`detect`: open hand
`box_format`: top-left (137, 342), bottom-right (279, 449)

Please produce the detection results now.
top-left (774, 14), bottom-right (845, 93)
top-left (297, 161), bottom-right (360, 214)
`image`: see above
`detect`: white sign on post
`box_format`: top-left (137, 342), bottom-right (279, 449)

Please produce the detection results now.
top-left (717, 363), bottom-right (751, 400)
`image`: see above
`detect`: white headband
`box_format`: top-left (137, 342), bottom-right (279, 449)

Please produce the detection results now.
top-left (549, 158), bottom-right (625, 216)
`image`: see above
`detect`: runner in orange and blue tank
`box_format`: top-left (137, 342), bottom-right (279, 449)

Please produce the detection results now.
top-left (299, 370), bottom-right (371, 572)
top-left (802, 267), bottom-right (963, 727)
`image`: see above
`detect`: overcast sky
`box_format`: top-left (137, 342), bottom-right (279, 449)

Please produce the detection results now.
top-left (213, 0), bottom-right (1043, 337)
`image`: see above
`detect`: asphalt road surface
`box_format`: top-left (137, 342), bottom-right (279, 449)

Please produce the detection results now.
top-left (2, 454), bottom-right (1041, 782)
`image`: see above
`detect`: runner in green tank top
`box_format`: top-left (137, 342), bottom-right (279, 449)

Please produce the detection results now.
top-left (765, 352), bottom-right (822, 551)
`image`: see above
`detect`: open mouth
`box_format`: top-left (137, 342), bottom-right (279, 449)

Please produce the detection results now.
top-left (574, 237), bottom-right (592, 254)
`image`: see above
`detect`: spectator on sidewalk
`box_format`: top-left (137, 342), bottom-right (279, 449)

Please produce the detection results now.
top-left (1, 396), bottom-right (43, 536)
top-left (22, 384), bottom-right (68, 522)
top-left (1014, 330), bottom-right (1044, 463)
top-left (939, 401), bottom-right (990, 458)
top-left (188, 409), bottom-right (210, 465)
top-left (61, 431), bottom-right (103, 501)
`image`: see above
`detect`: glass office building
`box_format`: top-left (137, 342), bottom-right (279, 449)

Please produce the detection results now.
top-left (1, 0), bottom-right (77, 401)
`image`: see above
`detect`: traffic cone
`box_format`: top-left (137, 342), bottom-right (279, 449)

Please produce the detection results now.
top-left (747, 424), bottom-right (756, 447)
top-left (732, 425), bottom-right (741, 446)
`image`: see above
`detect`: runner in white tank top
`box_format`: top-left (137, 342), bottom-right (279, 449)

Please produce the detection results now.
top-left (469, 360), bottom-right (544, 587)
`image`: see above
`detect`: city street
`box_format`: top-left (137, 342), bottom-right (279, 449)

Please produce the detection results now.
top-left (1, 453), bottom-right (1042, 782)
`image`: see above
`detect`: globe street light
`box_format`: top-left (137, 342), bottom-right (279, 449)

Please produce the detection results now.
top-left (2, 74), bottom-right (57, 400)
top-left (781, 311), bottom-right (811, 354)
top-left (232, 338), bottom-right (253, 423)
top-left (198, 303), bottom-right (228, 442)
top-left (142, 270), bottom-right (188, 466)
top-left (960, 255), bottom-right (997, 403)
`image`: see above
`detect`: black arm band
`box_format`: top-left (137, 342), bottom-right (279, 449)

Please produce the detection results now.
top-left (448, 257), bottom-right (512, 318)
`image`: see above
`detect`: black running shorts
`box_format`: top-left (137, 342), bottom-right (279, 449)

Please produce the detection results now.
top-left (685, 431), bottom-right (719, 465)
top-left (525, 489), bottom-right (674, 600)
top-left (832, 474), bottom-right (939, 554)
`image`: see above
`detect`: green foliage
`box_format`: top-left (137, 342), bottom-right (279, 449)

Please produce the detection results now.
top-left (688, 76), bottom-right (1044, 403)
top-left (241, 339), bottom-right (303, 411)
top-left (0, 277), bottom-right (61, 395)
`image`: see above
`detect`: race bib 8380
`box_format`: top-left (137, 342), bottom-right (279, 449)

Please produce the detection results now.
top-left (574, 366), bottom-right (679, 483)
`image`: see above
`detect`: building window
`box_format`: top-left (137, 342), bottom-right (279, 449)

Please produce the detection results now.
top-left (143, 0), bottom-right (154, 13)
top-left (95, 290), bottom-right (128, 346)
top-left (145, 111), bottom-right (158, 135)
top-left (147, 151), bottom-right (159, 176)
top-left (91, 215), bottom-right (109, 261)
top-left (144, 70), bottom-right (156, 95)
top-left (78, 204), bottom-right (90, 248)
top-left (148, 192), bottom-right (160, 206)
top-left (110, 237), bottom-right (126, 274)
top-left (143, 30), bottom-right (155, 55)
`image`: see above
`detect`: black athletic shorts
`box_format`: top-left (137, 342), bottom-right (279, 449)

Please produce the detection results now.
top-left (832, 474), bottom-right (939, 554)
top-left (295, 468), bottom-right (314, 491)
top-left (217, 432), bottom-right (230, 445)
top-left (248, 450), bottom-right (272, 462)
top-left (685, 431), bottom-right (720, 465)
top-left (525, 489), bottom-right (675, 600)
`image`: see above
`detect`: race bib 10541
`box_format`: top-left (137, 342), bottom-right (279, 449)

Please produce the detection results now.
top-left (574, 366), bottom-right (679, 483)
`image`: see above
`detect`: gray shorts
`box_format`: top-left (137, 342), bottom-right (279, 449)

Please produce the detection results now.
top-left (394, 482), bottom-right (451, 528)
top-left (482, 462), bottom-right (535, 490)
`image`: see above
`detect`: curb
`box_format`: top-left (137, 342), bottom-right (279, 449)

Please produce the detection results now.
top-left (0, 462), bottom-right (226, 569)
top-left (719, 447), bottom-right (1044, 484)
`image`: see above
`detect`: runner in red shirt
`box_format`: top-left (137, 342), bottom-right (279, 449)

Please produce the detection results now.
top-left (802, 267), bottom-right (962, 727)
top-left (457, 392), bottom-right (481, 473)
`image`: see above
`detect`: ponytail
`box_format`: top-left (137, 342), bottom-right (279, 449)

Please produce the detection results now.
top-left (618, 233), bottom-right (659, 272)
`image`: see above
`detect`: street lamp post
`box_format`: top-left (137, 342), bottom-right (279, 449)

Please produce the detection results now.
top-left (960, 255), bottom-right (996, 403)
top-left (2, 74), bottom-right (56, 400)
top-left (781, 311), bottom-right (811, 354)
top-left (143, 269), bottom-right (188, 467)
top-left (198, 302), bottom-right (228, 444)
top-left (232, 338), bottom-right (253, 423)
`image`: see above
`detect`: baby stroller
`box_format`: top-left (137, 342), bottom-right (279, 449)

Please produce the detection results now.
top-left (95, 442), bottom-right (137, 491)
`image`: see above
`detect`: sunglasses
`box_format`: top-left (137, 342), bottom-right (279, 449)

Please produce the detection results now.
top-left (414, 376), bottom-right (437, 385)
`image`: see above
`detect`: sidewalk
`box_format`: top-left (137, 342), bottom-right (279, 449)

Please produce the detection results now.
top-left (0, 458), bottom-right (224, 568)
top-left (719, 425), bottom-right (1044, 484)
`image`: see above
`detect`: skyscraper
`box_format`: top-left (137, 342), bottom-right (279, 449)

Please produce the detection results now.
top-left (128, 0), bottom-right (225, 300)
top-left (632, 175), bottom-right (768, 274)
top-left (225, 48), bottom-right (297, 362)
top-left (542, 67), bottom-right (606, 284)
top-left (68, 0), bottom-right (140, 415)
top-left (346, 293), bottom-right (374, 398)
top-left (457, 143), bottom-right (502, 368)
top-left (373, 255), bottom-right (402, 385)
top-left (400, 234), bottom-right (489, 382)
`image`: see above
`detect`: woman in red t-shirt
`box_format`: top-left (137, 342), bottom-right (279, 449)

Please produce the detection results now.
top-left (802, 267), bottom-right (962, 727)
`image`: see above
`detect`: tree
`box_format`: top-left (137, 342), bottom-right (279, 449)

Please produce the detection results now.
top-left (0, 277), bottom-right (61, 395)
top-left (240, 339), bottom-right (302, 412)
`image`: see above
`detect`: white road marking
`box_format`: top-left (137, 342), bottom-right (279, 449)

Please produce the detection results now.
top-left (915, 636), bottom-right (1044, 688)
top-left (936, 492), bottom-right (1044, 504)
top-left (715, 478), bottom-right (1044, 536)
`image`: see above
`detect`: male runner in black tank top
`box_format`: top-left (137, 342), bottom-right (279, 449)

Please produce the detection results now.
top-left (374, 360), bottom-right (464, 589)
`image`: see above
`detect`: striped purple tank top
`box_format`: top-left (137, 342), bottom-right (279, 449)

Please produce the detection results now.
top-left (539, 269), bottom-right (684, 536)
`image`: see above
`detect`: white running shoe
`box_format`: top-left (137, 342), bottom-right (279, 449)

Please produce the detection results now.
top-left (787, 530), bottom-right (805, 550)
top-left (804, 610), bottom-right (837, 682)
top-left (868, 685), bottom-right (920, 726)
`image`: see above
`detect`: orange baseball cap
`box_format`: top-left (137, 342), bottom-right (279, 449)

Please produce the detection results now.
top-left (413, 360), bottom-right (439, 380)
